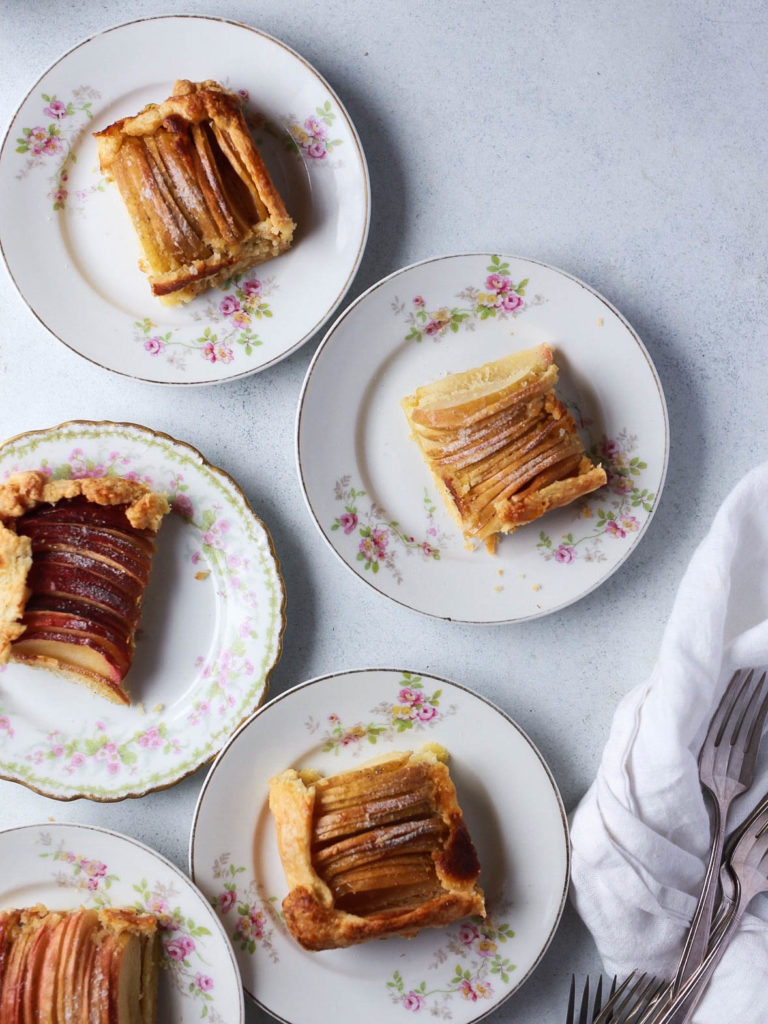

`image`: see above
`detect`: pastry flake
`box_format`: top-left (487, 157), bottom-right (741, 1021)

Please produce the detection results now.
top-left (94, 79), bottom-right (295, 305)
top-left (269, 746), bottom-right (485, 951)
top-left (401, 343), bottom-right (607, 552)
top-left (0, 471), bottom-right (170, 705)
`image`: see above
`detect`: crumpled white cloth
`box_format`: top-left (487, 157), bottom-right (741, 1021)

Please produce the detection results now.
top-left (570, 461), bottom-right (768, 1022)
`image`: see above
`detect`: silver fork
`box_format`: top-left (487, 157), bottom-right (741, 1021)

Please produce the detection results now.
top-left (566, 975), bottom-right (615, 1024)
top-left (671, 667), bottom-right (768, 993)
top-left (698, 787), bottom-right (768, 955)
top-left (592, 974), bottom-right (667, 1023)
top-left (640, 799), bottom-right (768, 1024)
top-left (566, 974), bottom-right (665, 1024)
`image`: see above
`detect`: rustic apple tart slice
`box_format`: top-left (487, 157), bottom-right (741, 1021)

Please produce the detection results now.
top-left (269, 746), bottom-right (485, 951)
top-left (0, 904), bottom-right (160, 1024)
top-left (0, 471), bottom-right (169, 705)
top-left (401, 343), bottom-right (607, 552)
top-left (94, 79), bottom-right (295, 305)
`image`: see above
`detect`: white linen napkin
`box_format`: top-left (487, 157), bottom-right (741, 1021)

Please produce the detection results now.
top-left (570, 461), bottom-right (768, 1022)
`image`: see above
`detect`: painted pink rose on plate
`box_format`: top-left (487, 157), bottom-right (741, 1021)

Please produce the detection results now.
top-left (43, 99), bottom-right (67, 119)
top-left (166, 935), bottom-right (196, 962)
top-left (218, 890), bottom-right (237, 914)
top-left (219, 296), bottom-right (241, 316)
top-left (403, 992), bottom-right (425, 1011)
top-left (485, 273), bottom-right (508, 292)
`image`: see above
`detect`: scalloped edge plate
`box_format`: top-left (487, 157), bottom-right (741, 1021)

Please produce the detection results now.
top-left (0, 420), bottom-right (285, 800)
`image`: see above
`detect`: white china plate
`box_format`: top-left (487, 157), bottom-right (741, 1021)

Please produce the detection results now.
top-left (190, 668), bottom-right (570, 1024)
top-left (297, 253), bottom-right (668, 623)
top-left (0, 822), bottom-right (244, 1023)
top-left (0, 421), bottom-right (285, 800)
top-left (0, 16), bottom-right (369, 385)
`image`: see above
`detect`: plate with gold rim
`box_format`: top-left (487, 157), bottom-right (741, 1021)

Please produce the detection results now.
top-left (0, 15), bottom-right (369, 385)
top-left (0, 420), bottom-right (284, 801)
top-left (189, 668), bottom-right (570, 1024)
top-left (296, 252), bottom-right (669, 623)
top-left (0, 821), bottom-right (244, 1023)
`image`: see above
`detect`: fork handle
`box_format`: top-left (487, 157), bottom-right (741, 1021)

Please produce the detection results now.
top-left (651, 899), bottom-right (744, 1024)
top-left (672, 799), bottom-right (727, 993)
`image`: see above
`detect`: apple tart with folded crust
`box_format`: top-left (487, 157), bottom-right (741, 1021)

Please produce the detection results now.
top-left (269, 746), bottom-right (485, 951)
top-left (401, 343), bottom-right (607, 552)
top-left (0, 471), bottom-right (169, 706)
top-left (94, 79), bottom-right (295, 305)
top-left (0, 904), bottom-right (160, 1024)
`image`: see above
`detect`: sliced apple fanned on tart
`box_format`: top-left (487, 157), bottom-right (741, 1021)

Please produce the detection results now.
top-left (0, 904), bottom-right (160, 1024)
top-left (93, 79), bottom-right (296, 306)
top-left (269, 745), bottom-right (485, 951)
top-left (0, 471), bottom-right (169, 705)
top-left (401, 343), bottom-right (607, 553)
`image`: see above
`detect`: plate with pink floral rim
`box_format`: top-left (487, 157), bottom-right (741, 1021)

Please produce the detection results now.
top-left (0, 822), bottom-right (244, 1023)
top-left (0, 16), bottom-right (369, 385)
top-left (296, 252), bottom-right (669, 623)
top-left (0, 420), bottom-right (285, 801)
top-left (189, 668), bottom-right (570, 1024)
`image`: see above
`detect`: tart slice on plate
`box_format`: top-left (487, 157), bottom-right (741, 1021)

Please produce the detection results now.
top-left (0, 471), bottom-right (169, 705)
top-left (269, 745), bottom-right (485, 951)
top-left (401, 343), bottom-right (607, 552)
top-left (94, 78), bottom-right (296, 305)
top-left (0, 904), bottom-right (160, 1023)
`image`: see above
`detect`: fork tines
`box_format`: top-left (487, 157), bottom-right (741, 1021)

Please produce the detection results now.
top-left (567, 972), bottom-right (668, 1024)
top-left (705, 668), bottom-right (768, 784)
top-left (594, 973), bottom-right (666, 1024)
top-left (567, 974), bottom-right (613, 1024)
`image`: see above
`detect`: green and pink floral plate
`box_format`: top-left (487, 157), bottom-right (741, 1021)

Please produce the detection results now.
top-left (0, 822), bottom-right (243, 1023)
top-left (189, 668), bottom-right (569, 1024)
top-left (0, 16), bottom-right (369, 384)
top-left (0, 420), bottom-right (285, 800)
top-left (297, 253), bottom-right (669, 623)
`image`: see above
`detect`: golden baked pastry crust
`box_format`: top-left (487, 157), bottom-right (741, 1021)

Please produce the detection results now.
top-left (0, 471), bottom-right (169, 532)
top-left (269, 747), bottom-right (485, 951)
top-left (0, 528), bottom-right (31, 652)
top-left (94, 79), bottom-right (295, 305)
top-left (401, 343), bottom-right (607, 551)
top-left (0, 471), bottom-right (170, 705)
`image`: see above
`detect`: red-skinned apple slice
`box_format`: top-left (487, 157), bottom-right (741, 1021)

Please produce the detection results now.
top-left (24, 595), bottom-right (130, 639)
top-left (27, 561), bottom-right (140, 623)
top-left (57, 909), bottom-right (99, 1024)
top-left (20, 912), bottom-right (61, 1024)
top-left (19, 600), bottom-right (135, 696)
top-left (0, 909), bottom-right (45, 1024)
top-left (20, 499), bottom-right (155, 537)
top-left (89, 928), bottom-right (114, 1024)
top-left (34, 913), bottom-right (68, 1024)
top-left (53, 910), bottom-right (83, 1024)
top-left (77, 930), bottom-right (101, 1024)
top-left (13, 627), bottom-right (130, 683)
top-left (22, 610), bottom-right (131, 652)
top-left (28, 550), bottom-right (145, 605)
top-left (17, 522), bottom-right (153, 583)
top-left (17, 515), bottom-right (155, 553)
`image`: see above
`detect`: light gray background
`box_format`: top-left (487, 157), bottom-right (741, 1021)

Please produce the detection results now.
top-left (1, 1), bottom-right (767, 1019)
